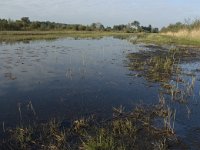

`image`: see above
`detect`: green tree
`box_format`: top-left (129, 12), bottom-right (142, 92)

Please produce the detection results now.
top-left (21, 17), bottom-right (30, 24)
top-left (131, 21), bottom-right (140, 28)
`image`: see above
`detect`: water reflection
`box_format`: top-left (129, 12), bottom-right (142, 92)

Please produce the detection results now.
top-left (0, 37), bottom-right (158, 126)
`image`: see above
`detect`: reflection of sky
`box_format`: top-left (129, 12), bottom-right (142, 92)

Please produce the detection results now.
top-left (168, 61), bottom-right (200, 149)
top-left (0, 38), bottom-right (200, 147)
top-left (0, 37), bottom-right (159, 126)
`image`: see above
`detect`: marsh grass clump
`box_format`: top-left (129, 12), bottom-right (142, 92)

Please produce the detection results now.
top-left (0, 103), bottom-right (184, 150)
top-left (1, 120), bottom-right (67, 150)
top-left (82, 103), bottom-right (181, 150)
top-left (127, 48), bottom-right (178, 82)
top-left (127, 46), bottom-right (200, 83)
top-left (127, 46), bottom-right (199, 105)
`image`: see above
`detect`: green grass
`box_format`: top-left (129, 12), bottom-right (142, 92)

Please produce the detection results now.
top-left (127, 48), bottom-right (180, 82)
top-left (135, 33), bottom-right (200, 47)
top-left (0, 104), bottom-right (182, 150)
top-left (1, 31), bottom-right (200, 47)
top-left (0, 31), bottom-right (133, 42)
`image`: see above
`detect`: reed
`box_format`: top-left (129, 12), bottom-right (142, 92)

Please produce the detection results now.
top-left (163, 29), bottom-right (200, 41)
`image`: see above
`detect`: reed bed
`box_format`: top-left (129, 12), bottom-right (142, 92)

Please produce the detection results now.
top-left (163, 29), bottom-right (200, 41)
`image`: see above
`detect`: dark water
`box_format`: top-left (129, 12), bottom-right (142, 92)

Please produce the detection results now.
top-left (0, 37), bottom-right (200, 148)
top-left (0, 37), bottom-right (159, 125)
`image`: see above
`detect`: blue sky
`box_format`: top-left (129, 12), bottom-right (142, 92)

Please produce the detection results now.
top-left (0, 0), bottom-right (200, 28)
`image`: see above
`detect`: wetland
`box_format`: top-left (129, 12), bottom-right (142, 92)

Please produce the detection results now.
top-left (0, 36), bottom-right (200, 149)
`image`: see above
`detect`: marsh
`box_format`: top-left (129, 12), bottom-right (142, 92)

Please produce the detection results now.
top-left (0, 37), bottom-right (200, 149)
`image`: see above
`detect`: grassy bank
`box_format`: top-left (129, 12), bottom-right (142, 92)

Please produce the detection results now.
top-left (0, 31), bottom-right (133, 42)
top-left (134, 33), bottom-right (200, 47)
top-left (162, 29), bottom-right (200, 41)
top-left (159, 19), bottom-right (200, 45)
top-left (1, 30), bottom-right (200, 47)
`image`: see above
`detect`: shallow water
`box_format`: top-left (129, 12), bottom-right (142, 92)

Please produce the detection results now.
top-left (0, 37), bottom-right (200, 148)
top-left (0, 37), bottom-right (159, 125)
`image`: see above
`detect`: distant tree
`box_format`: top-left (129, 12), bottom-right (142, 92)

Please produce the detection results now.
top-left (131, 21), bottom-right (140, 28)
top-left (0, 17), bottom-right (161, 33)
top-left (105, 26), bottom-right (112, 31)
top-left (30, 21), bottom-right (40, 29)
top-left (152, 28), bottom-right (159, 33)
top-left (78, 25), bottom-right (86, 31)
top-left (0, 19), bottom-right (6, 30)
top-left (86, 26), bottom-right (92, 31)
top-left (21, 17), bottom-right (30, 24)
top-left (21, 17), bottom-right (31, 29)
top-left (113, 24), bottom-right (127, 31)
top-left (148, 25), bottom-right (152, 32)
top-left (90, 22), bottom-right (104, 31)
top-left (91, 23), bottom-right (96, 30)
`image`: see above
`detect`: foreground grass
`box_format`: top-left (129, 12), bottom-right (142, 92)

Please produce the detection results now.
top-left (0, 104), bottom-right (184, 150)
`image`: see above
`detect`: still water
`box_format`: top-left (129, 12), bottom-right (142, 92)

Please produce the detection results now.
top-left (0, 37), bottom-right (200, 148)
top-left (0, 37), bottom-right (159, 125)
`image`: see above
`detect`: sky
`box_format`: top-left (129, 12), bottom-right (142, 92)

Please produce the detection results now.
top-left (0, 0), bottom-right (200, 28)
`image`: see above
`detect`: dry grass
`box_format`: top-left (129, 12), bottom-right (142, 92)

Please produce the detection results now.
top-left (0, 31), bottom-right (133, 42)
top-left (0, 104), bottom-right (182, 150)
top-left (162, 29), bottom-right (200, 40)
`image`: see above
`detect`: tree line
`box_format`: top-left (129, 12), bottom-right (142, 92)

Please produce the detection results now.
top-left (0, 17), bottom-right (159, 33)
top-left (113, 21), bottom-right (159, 33)
top-left (161, 18), bottom-right (200, 32)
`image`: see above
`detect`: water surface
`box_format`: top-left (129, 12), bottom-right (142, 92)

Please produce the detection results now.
top-left (0, 37), bottom-right (158, 125)
top-left (0, 37), bottom-right (200, 148)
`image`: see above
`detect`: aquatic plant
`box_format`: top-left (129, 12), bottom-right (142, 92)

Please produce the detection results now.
top-left (0, 103), bottom-right (182, 150)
